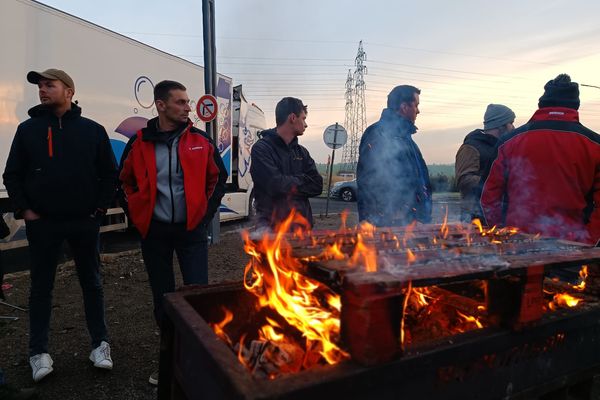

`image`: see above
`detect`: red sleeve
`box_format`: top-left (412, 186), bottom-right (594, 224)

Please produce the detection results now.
top-left (587, 164), bottom-right (600, 245)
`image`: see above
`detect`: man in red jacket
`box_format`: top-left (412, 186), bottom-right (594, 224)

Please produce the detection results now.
top-left (119, 80), bottom-right (227, 384)
top-left (481, 74), bottom-right (600, 244)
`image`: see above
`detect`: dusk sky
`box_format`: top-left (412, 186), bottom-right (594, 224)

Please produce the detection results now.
top-left (40, 0), bottom-right (600, 164)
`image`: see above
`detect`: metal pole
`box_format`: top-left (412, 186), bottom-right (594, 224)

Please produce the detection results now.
top-left (203, 0), bottom-right (220, 243)
top-left (325, 123), bottom-right (340, 217)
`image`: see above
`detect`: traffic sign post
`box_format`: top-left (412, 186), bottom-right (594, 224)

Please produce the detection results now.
top-left (323, 123), bottom-right (348, 217)
top-left (196, 94), bottom-right (218, 123)
top-left (202, 0), bottom-right (220, 244)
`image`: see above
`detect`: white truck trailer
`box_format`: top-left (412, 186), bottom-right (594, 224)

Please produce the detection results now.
top-left (0, 0), bottom-right (266, 249)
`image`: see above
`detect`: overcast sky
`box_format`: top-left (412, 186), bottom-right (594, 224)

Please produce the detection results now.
top-left (40, 0), bottom-right (600, 164)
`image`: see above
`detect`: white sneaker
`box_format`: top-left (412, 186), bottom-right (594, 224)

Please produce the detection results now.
top-left (89, 341), bottom-right (113, 370)
top-left (29, 353), bottom-right (53, 382)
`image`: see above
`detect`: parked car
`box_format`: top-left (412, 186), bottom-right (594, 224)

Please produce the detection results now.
top-left (329, 179), bottom-right (357, 202)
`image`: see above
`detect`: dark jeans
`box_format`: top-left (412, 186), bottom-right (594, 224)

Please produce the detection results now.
top-left (25, 217), bottom-right (108, 356)
top-left (140, 220), bottom-right (208, 325)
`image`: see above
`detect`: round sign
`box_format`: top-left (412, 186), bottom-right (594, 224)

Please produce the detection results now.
top-left (323, 124), bottom-right (348, 150)
top-left (196, 94), bottom-right (219, 123)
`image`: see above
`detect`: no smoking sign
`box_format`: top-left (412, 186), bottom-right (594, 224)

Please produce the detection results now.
top-left (196, 94), bottom-right (218, 123)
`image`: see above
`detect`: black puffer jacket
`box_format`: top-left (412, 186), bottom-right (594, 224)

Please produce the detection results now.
top-left (3, 104), bottom-right (118, 219)
top-left (250, 129), bottom-right (323, 229)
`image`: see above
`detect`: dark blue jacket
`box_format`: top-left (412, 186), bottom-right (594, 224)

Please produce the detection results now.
top-left (3, 104), bottom-right (118, 219)
top-left (250, 129), bottom-right (323, 229)
top-left (357, 109), bottom-right (431, 226)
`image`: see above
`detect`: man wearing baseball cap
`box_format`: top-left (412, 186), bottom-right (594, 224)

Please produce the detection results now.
top-left (455, 104), bottom-right (515, 221)
top-left (481, 74), bottom-right (600, 244)
top-left (3, 69), bottom-right (118, 382)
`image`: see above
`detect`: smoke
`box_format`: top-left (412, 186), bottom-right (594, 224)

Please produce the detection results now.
top-left (356, 108), bottom-right (430, 226)
top-left (481, 144), bottom-right (592, 244)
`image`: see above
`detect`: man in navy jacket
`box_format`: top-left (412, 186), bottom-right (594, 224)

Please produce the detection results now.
top-left (357, 85), bottom-right (431, 227)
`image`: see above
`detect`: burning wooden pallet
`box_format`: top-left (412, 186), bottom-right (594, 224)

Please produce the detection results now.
top-left (158, 219), bottom-right (600, 399)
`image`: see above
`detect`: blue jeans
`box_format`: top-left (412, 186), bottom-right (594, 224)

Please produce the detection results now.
top-left (140, 220), bottom-right (208, 325)
top-left (25, 217), bottom-right (108, 356)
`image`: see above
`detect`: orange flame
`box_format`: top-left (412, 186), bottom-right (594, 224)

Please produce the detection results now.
top-left (549, 293), bottom-right (582, 310)
top-left (242, 210), bottom-right (349, 366)
top-left (440, 206), bottom-right (449, 239)
top-left (572, 265), bottom-right (588, 291)
top-left (472, 218), bottom-right (484, 234)
top-left (349, 221), bottom-right (378, 272)
top-left (320, 242), bottom-right (346, 261)
top-left (209, 307), bottom-right (234, 346)
top-left (456, 310), bottom-right (484, 329)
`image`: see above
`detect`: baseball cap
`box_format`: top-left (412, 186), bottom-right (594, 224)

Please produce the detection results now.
top-left (27, 69), bottom-right (75, 91)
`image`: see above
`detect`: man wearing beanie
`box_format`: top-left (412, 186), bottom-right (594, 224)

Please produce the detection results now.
top-left (481, 74), bottom-right (600, 244)
top-left (357, 85), bottom-right (431, 226)
top-left (455, 104), bottom-right (515, 221)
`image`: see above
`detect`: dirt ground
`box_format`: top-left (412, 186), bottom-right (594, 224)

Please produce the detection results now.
top-left (0, 213), bottom-right (358, 400)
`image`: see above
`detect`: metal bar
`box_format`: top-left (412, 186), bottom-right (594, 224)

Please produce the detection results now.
top-left (203, 0), bottom-right (220, 244)
top-left (0, 300), bottom-right (27, 312)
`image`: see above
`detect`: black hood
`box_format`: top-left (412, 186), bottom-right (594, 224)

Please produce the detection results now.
top-left (463, 129), bottom-right (498, 146)
top-left (28, 102), bottom-right (82, 119)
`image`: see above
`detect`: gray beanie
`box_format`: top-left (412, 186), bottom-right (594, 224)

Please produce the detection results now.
top-left (483, 104), bottom-right (515, 130)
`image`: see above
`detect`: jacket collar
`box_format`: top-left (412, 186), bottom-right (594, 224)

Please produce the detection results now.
top-left (28, 103), bottom-right (82, 119)
top-left (141, 117), bottom-right (191, 142)
top-left (380, 108), bottom-right (418, 136)
top-left (530, 107), bottom-right (579, 123)
top-left (262, 128), bottom-right (299, 148)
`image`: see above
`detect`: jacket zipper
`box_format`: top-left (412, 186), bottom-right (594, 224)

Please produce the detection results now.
top-left (167, 143), bottom-right (175, 224)
top-left (47, 126), bottom-right (53, 158)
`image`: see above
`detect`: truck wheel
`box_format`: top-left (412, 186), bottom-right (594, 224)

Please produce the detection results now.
top-left (341, 188), bottom-right (355, 202)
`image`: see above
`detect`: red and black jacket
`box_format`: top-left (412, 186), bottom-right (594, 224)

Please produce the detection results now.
top-left (481, 107), bottom-right (600, 244)
top-left (119, 118), bottom-right (227, 238)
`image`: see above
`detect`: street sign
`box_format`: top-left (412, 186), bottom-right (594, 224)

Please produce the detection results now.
top-left (323, 124), bottom-right (348, 150)
top-left (196, 94), bottom-right (218, 123)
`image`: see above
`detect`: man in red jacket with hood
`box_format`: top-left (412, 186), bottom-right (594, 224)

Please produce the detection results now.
top-left (481, 74), bottom-right (600, 245)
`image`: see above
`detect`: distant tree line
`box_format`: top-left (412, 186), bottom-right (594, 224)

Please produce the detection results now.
top-left (429, 172), bottom-right (457, 193)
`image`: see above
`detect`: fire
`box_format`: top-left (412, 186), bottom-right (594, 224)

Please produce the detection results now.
top-left (456, 311), bottom-right (484, 329)
top-left (320, 242), bottom-right (346, 261)
top-left (240, 210), bottom-right (349, 373)
top-left (440, 206), bottom-right (449, 239)
top-left (209, 307), bottom-right (234, 346)
top-left (472, 218), bottom-right (484, 234)
top-left (349, 221), bottom-right (378, 272)
top-left (548, 293), bottom-right (582, 311)
top-left (572, 265), bottom-right (588, 291)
